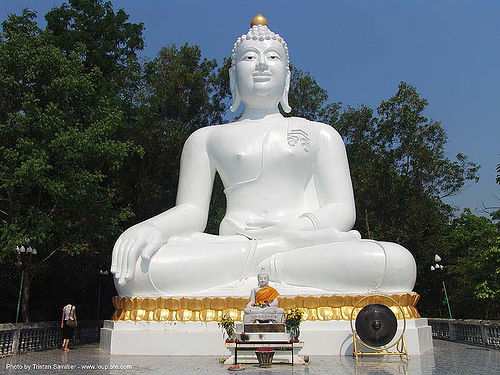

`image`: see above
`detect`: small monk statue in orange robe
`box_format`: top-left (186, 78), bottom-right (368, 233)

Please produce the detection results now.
top-left (244, 269), bottom-right (285, 323)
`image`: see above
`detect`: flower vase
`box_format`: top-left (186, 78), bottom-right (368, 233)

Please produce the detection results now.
top-left (255, 349), bottom-right (275, 368)
top-left (290, 326), bottom-right (300, 341)
top-left (226, 332), bottom-right (237, 343)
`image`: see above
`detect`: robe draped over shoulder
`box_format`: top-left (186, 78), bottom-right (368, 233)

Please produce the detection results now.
top-left (255, 285), bottom-right (279, 304)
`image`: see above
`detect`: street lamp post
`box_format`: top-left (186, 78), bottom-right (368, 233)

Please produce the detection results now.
top-left (97, 269), bottom-right (109, 320)
top-left (15, 245), bottom-right (37, 323)
top-left (431, 254), bottom-right (453, 319)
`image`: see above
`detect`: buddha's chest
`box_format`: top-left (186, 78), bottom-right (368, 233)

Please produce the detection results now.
top-left (208, 119), bottom-right (319, 187)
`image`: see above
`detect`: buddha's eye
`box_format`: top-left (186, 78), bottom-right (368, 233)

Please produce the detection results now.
top-left (242, 53), bottom-right (257, 61)
top-left (267, 53), bottom-right (280, 61)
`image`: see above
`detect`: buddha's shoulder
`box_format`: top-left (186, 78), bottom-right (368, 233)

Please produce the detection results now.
top-left (184, 125), bottom-right (216, 144)
top-left (292, 117), bottom-right (343, 140)
top-left (187, 122), bottom-right (235, 138)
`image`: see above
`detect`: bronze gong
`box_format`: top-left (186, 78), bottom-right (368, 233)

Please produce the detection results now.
top-left (355, 304), bottom-right (398, 347)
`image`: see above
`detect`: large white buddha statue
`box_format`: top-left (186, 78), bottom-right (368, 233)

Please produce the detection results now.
top-left (110, 15), bottom-right (416, 298)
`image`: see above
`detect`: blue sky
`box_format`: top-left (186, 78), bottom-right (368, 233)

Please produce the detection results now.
top-left (2, 0), bottom-right (499, 215)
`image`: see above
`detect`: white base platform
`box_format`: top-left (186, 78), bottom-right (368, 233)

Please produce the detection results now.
top-left (298, 318), bottom-right (433, 356)
top-left (100, 321), bottom-right (228, 355)
top-left (100, 319), bottom-right (433, 356)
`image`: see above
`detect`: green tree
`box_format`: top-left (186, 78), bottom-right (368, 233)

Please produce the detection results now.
top-left (44, 0), bottom-right (144, 98)
top-left (446, 210), bottom-right (499, 319)
top-left (117, 44), bottom-right (228, 233)
top-left (0, 9), bottom-right (138, 322)
top-left (375, 82), bottom-right (479, 199)
top-left (338, 84), bottom-right (479, 315)
top-left (144, 44), bottom-right (225, 127)
top-left (284, 66), bottom-right (330, 121)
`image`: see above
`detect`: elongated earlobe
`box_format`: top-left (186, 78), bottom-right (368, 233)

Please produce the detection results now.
top-left (229, 67), bottom-right (241, 112)
top-left (280, 68), bottom-right (291, 113)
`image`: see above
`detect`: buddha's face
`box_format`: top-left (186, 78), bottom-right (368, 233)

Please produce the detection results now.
top-left (258, 273), bottom-right (269, 287)
top-left (231, 38), bottom-right (290, 110)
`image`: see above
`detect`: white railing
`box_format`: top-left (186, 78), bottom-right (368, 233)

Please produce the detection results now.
top-left (0, 321), bottom-right (102, 357)
top-left (428, 318), bottom-right (500, 350)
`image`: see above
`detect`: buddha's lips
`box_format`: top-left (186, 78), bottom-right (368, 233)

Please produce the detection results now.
top-left (253, 73), bottom-right (272, 82)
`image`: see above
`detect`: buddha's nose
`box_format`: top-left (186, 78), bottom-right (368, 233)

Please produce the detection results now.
top-left (256, 56), bottom-right (268, 70)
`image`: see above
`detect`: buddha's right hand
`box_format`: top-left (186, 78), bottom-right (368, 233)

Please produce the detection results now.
top-left (111, 222), bottom-right (163, 286)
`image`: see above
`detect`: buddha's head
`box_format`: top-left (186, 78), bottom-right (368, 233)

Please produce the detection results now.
top-left (257, 268), bottom-right (270, 287)
top-left (230, 15), bottom-right (291, 113)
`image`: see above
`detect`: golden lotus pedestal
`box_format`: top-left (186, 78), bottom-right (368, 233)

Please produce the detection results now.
top-left (100, 293), bottom-right (433, 356)
top-left (110, 293), bottom-right (422, 322)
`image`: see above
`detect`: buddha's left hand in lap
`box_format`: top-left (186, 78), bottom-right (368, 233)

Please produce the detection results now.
top-left (244, 217), bottom-right (312, 239)
top-left (245, 217), bottom-right (361, 244)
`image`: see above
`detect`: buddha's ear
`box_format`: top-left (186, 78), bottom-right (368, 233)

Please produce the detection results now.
top-left (229, 66), bottom-right (242, 113)
top-left (280, 68), bottom-right (292, 113)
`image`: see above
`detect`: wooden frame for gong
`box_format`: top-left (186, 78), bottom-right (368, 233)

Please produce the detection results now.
top-left (349, 294), bottom-right (409, 360)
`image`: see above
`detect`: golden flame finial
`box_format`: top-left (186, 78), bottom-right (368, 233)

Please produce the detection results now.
top-left (250, 14), bottom-right (268, 27)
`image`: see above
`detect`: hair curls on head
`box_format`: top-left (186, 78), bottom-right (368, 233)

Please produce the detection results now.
top-left (231, 25), bottom-right (290, 68)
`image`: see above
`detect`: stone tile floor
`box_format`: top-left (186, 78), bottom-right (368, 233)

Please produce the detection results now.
top-left (1, 340), bottom-right (499, 375)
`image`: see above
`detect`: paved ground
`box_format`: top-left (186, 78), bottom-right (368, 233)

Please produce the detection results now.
top-left (1, 340), bottom-right (499, 374)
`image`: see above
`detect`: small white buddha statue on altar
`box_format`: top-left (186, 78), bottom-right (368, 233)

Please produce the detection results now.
top-left (110, 14), bottom-right (416, 298)
top-left (243, 269), bottom-right (285, 323)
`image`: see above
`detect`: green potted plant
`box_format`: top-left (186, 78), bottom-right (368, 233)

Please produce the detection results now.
top-left (218, 315), bottom-right (236, 343)
top-left (285, 308), bottom-right (303, 343)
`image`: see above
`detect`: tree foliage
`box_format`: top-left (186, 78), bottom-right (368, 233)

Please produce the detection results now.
top-left (45, 0), bottom-right (144, 97)
top-left (0, 9), bottom-right (135, 256)
top-left (284, 66), bottom-right (330, 121)
top-left (446, 210), bottom-right (499, 319)
top-left (116, 43), bottom-right (227, 230)
top-left (0, 2), bottom-right (143, 322)
top-left (144, 44), bottom-right (225, 127)
top-left (284, 78), bottom-right (482, 317)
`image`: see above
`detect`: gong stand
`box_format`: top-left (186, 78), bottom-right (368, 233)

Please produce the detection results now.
top-left (349, 294), bottom-right (409, 360)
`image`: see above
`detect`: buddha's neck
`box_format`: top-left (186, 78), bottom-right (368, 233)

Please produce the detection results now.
top-left (240, 107), bottom-right (282, 121)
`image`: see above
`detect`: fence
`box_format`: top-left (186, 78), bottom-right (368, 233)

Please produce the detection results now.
top-left (0, 320), bottom-right (102, 357)
top-left (428, 318), bottom-right (500, 350)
